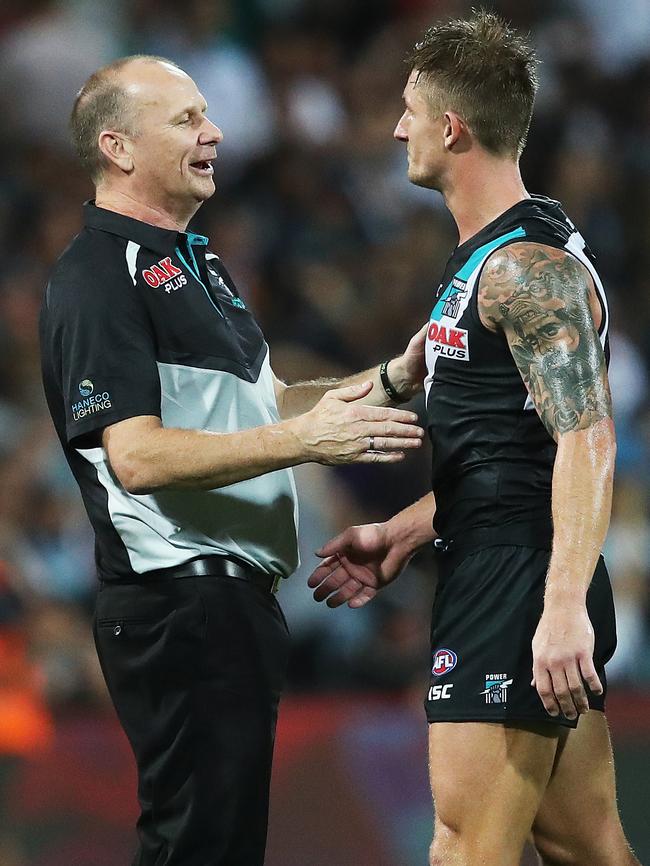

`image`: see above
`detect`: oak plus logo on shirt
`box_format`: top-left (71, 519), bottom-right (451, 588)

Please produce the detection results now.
top-left (71, 379), bottom-right (112, 421)
top-left (142, 257), bottom-right (187, 293)
top-left (427, 321), bottom-right (469, 361)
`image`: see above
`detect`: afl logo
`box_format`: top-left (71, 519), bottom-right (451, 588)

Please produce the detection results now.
top-left (79, 379), bottom-right (94, 397)
top-left (432, 648), bottom-right (457, 677)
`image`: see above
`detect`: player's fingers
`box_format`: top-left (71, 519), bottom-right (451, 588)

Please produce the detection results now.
top-left (348, 587), bottom-right (377, 608)
top-left (534, 666), bottom-right (560, 717)
top-left (312, 567), bottom-right (349, 602)
top-left (578, 655), bottom-right (603, 696)
top-left (338, 555), bottom-right (377, 586)
top-left (565, 663), bottom-right (589, 716)
top-left (307, 555), bottom-right (339, 587)
top-left (551, 668), bottom-right (578, 720)
top-left (326, 577), bottom-right (364, 608)
top-left (407, 322), bottom-right (428, 348)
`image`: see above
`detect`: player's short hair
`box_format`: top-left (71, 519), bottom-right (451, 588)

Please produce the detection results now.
top-left (70, 55), bottom-right (180, 182)
top-left (406, 9), bottom-right (539, 158)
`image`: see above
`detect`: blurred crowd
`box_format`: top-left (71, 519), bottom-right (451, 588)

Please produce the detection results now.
top-left (0, 0), bottom-right (649, 731)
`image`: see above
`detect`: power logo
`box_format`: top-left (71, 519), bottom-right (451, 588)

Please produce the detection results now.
top-left (427, 321), bottom-right (469, 361)
top-left (142, 258), bottom-right (188, 293)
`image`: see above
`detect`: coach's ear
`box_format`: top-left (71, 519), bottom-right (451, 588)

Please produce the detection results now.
top-left (443, 111), bottom-right (469, 152)
top-left (98, 129), bottom-right (134, 173)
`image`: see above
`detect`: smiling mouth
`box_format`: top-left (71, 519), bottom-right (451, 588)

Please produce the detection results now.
top-left (189, 160), bottom-right (214, 175)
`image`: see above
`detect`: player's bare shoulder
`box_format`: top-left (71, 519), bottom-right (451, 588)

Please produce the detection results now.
top-left (477, 241), bottom-right (612, 439)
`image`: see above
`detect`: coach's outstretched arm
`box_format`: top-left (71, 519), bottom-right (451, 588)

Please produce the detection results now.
top-left (479, 241), bottom-right (615, 722)
top-left (103, 380), bottom-right (424, 495)
top-left (307, 492), bottom-right (437, 608)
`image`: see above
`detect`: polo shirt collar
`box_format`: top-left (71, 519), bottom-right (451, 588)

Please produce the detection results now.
top-left (84, 201), bottom-right (194, 256)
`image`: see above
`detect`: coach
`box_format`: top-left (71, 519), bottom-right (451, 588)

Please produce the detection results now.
top-left (39, 55), bottom-right (426, 866)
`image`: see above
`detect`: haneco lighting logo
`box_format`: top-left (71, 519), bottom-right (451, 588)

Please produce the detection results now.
top-left (72, 379), bottom-right (112, 421)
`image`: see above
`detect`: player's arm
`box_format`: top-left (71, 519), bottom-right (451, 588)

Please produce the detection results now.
top-left (273, 324), bottom-right (427, 418)
top-left (308, 491), bottom-right (437, 608)
top-left (478, 241), bottom-right (615, 721)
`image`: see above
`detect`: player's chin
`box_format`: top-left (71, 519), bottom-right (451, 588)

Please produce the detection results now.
top-left (408, 167), bottom-right (439, 190)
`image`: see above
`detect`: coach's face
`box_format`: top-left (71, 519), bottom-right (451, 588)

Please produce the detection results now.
top-left (394, 71), bottom-right (446, 190)
top-left (118, 61), bottom-right (223, 214)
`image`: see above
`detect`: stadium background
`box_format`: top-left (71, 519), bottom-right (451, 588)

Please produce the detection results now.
top-left (0, 0), bottom-right (649, 863)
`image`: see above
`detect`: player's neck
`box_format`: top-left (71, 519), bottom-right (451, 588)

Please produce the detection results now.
top-left (444, 159), bottom-right (529, 247)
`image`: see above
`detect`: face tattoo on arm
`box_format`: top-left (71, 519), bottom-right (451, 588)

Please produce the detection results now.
top-left (479, 243), bottom-right (612, 439)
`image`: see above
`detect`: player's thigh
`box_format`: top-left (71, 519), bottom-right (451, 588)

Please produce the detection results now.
top-left (429, 720), bottom-right (560, 862)
top-left (532, 711), bottom-right (632, 866)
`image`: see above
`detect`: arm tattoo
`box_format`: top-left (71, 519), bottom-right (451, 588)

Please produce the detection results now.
top-left (479, 243), bottom-right (612, 439)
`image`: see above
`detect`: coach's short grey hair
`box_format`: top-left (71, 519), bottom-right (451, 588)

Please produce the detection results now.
top-left (70, 55), bottom-right (180, 182)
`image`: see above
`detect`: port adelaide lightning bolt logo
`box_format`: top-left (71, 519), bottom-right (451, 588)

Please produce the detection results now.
top-left (427, 276), bottom-right (470, 361)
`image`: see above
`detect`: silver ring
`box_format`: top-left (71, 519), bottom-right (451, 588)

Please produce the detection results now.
top-left (369, 436), bottom-right (375, 452)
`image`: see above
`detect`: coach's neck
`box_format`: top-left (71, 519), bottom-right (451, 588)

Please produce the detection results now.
top-left (95, 184), bottom-right (199, 233)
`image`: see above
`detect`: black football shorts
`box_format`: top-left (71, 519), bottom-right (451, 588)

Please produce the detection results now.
top-left (425, 544), bottom-right (617, 728)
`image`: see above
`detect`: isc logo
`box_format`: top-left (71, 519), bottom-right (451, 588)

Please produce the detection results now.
top-left (428, 683), bottom-right (454, 701)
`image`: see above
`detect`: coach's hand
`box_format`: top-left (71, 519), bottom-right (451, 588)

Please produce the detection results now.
top-left (308, 522), bottom-right (411, 608)
top-left (531, 601), bottom-right (603, 721)
top-left (290, 380), bottom-right (424, 464)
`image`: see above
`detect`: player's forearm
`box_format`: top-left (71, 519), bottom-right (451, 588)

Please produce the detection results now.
top-left (384, 492), bottom-right (438, 556)
top-left (278, 356), bottom-right (421, 419)
top-left (545, 417), bottom-right (616, 603)
top-left (106, 421), bottom-right (308, 494)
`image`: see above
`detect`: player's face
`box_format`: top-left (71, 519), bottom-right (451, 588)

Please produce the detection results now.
top-left (121, 62), bottom-right (223, 213)
top-left (394, 71), bottom-right (445, 190)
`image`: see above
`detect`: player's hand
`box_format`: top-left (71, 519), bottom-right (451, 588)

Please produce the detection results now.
top-left (308, 522), bottom-right (411, 608)
top-left (290, 380), bottom-right (424, 465)
top-left (385, 323), bottom-right (428, 401)
top-left (531, 601), bottom-right (602, 721)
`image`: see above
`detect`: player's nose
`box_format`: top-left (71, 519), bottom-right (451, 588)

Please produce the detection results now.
top-left (394, 113), bottom-right (408, 141)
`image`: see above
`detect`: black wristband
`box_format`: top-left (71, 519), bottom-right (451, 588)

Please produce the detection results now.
top-left (379, 360), bottom-right (404, 402)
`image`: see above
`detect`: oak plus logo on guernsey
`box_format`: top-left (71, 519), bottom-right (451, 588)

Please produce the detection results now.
top-left (142, 257), bottom-right (187, 294)
top-left (71, 378), bottom-right (112, 422)
top-left (427, 321), bottom-right (469, 361)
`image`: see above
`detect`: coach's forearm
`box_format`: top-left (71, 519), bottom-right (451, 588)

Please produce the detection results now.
top-left (104, 417), bottom-right (310, 494)
top-left (278, 357), bottom-right (420, 419)
top-left (545, 418), bottom-right (616, 604)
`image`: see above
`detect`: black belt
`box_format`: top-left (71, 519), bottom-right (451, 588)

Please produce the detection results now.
top-left (115, 556), bottom-right (282, 593)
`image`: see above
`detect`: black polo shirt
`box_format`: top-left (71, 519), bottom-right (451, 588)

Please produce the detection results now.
top-left (40, 203), bottom-right (299, 581)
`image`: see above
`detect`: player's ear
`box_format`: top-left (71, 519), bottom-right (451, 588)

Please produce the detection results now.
top-left (443, 111), bottom-right (467, 151)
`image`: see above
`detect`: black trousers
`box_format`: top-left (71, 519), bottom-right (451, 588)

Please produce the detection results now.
top-left (93, 574), bottom-right (291, 866)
